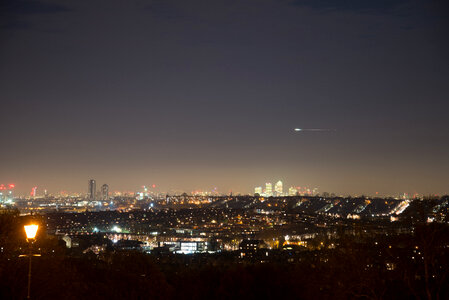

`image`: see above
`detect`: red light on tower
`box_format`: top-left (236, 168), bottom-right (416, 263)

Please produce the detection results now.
top-left (8, 184), bottom-right (15, 189)
top-left (31, 186), bottom-right (37, 197)
top-left (152, 184), bottom-right (156, 188)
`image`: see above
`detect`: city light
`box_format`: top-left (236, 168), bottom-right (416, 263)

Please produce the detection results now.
top-left (112, 226), bottom-right (122, 233)
top-left (24, 224), bottom-right (39, 240)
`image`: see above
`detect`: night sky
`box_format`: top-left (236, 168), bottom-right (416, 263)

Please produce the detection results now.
top-left (1, 0), bottom-right (448, 196)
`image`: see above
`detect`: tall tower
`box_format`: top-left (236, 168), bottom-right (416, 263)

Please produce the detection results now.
top-left (101, 184), bottom-right (109, 200)
top-left (265, 182), bottom-right (272, 197)
top-left (31, 186), bottom-right (37, 197)
top-left (88, 179), bottom-right (96, 200)
top-left (275, 180), bottom-right (283, 196)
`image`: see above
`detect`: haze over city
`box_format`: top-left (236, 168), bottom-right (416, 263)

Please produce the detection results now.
top-left (1, 0), bottom-right (448, 196)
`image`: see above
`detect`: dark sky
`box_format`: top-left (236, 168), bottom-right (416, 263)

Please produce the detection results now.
top-left (1, 0), bottom-right (448, 196)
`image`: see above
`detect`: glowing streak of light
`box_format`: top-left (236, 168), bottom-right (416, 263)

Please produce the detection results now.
top-left (294, 128), bottom-right (336, 132)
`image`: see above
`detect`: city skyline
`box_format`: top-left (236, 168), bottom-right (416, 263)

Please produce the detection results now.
top-left (1, 0), bottom-right (448, 196)
top-left (2, 177), bottom-right (441, 198)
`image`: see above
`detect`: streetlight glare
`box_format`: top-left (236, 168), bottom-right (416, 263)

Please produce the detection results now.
top-left (24, 224), bottom-right (39, 240)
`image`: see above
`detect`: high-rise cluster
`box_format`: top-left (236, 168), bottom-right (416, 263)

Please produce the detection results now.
top-left (254, 180), bottom-right (283, 197)
top-left (254, 182), bottom-right (319, 197)
top-left (88, 179), bottom-right (109, 201)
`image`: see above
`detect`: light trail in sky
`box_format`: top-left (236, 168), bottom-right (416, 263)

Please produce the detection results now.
top-left (294, 128), bottom-right (336, 132)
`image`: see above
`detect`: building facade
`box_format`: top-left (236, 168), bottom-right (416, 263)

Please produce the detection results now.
top-left (88, 179), bottom-right (96, 200)
top-left (101, 184), bottom-right (109, 200)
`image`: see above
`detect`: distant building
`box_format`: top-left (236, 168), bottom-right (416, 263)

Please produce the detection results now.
top-left (239, 239), bottom-right (267, 251)
top-left (275, 180), bottom-right (283, 196)
top-left (288, 186), bottom-right (297, 196)
top-left (265, 183), bottom-right (272, 197)
top-left (0, 184), bottom-right (15, 204)
top-left (88, 179), bottom-right (96, 200)
top-left (31, 186), bottom-right (37, 197)
top-left (101, 184), bottom-right (109, 200)
top-left (175, 241), bottom-right (207, 254)
top-left (114, 240), bottom-right (143, 251)
top-left (61, 235), bottom-right (80, 248)
top-left (254, 186), bottom-right (262, 195)
top-left (239, 239), bottom-right (268, 259)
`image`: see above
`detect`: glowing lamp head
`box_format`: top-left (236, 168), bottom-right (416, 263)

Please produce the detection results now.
top-left (24, 224), bottom-right (39, 240)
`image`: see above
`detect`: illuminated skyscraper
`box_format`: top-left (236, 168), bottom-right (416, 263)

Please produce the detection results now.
top-left (288, 186), bottom-right (297, 196)
top-left (275, 180), bottom-right (283, 196)
top-left (254, 186), bottom-right (262, 195)
top-left (101, 184), bottom-right (109, 200)
top-left (265, 183), bottom-right (272, 197)
top-left (88, 179), bottom-right (96, 200)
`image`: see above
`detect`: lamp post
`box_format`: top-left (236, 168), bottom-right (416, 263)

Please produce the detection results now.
top-left (24, 224), bottom-right (38, 299)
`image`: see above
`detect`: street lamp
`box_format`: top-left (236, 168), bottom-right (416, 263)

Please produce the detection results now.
top-left (24, 224), bottom-right (38, 299)
top-left (24, 225), bottom-right (38, 241)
